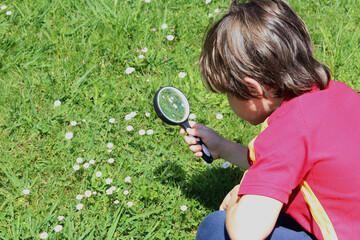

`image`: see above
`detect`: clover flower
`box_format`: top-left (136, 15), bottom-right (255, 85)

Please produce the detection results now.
top-left (147, 129), bottom-right (154, 135)
top-left (125, 114), bottom-right (132, 120)
top-left (139, 129), bottom-right (145, 135)
top-left (114, 200), bottom-right (120, 204)
top-left (216, 113), bottom-right (223, 120)
top-left (167, 35), bottom-right (174, 41)
top-left (125, 176), bottom-right (132, 183)
top-left (96, 171), bottom-right (102, 177)
top-left (222, 161), bottom-right (231, 169)
top-left (70, 121), bottom-right (77, 126)
top-left (127, 201), bottom-right (134, 207)
top-left (109, 118), bottom-right (115, 123)
top-left (1, 5), bottom-right (7, 9)
top-left (206, 0), bottom-right (211, 4)
top-left (89, 159), bottom-right (95, 165)
top-left (54, 225), bottom-right (63, 232)
top-left (39, 232), bottom-right (48, 239)
top-left (142, 47), bottom-right (148, 53)
top-left (138, 54), bottom-right (145, 59)
top-left (84, 191), bottom-right (92, 197)
top-left (76, 158), bottom-right (83, 163)
top-left (107, 143), bottom-right (114, 148)
top-left (105, 178), bottom-right (113, 185)
top-left (145, 112), bottom-right (151, 117)
top-left (106, 188), bottom-right (113, 195)
top-left (214, 8), bottom-right (220, 13)
top-left (83, 163), bottom-right (90, 169)
top-left (57, 216), bottom-right (64, 221)
top-left (161, 24), bottom-right (168, 29)
top-left (65, 132), bottom-right (73, 140)
top-left (5, 11), bottom-right (12, 15)
top-left (73, 165), bottom-right (80, 171)
top-left (123, 190), bottom-right (129, 195)
top-left (108, 158), bottom-right (114, 164)
top-left (76, 194), bottom-right (83, 200)
top-left (125, 67), bottom-right (135, 74)
top-left (189, 113), bottom-right (196, 119)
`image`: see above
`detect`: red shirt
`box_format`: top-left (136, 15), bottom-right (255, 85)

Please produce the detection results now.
top-left (238, 81), bottom-right (360, 240)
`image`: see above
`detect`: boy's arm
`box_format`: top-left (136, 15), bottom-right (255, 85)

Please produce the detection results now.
top-left (226, 194), bottom-right (283, 240)
top-left (182, 121), bottom-right (251, 170)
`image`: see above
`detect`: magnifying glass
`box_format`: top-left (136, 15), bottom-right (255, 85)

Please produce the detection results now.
top-left (153, 86), bottom-right (213, 163)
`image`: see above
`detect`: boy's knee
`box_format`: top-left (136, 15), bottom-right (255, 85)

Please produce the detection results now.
top-left (196, 211), bottom-right (230, 240)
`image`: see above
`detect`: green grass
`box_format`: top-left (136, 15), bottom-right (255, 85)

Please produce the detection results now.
top-left (0, 0), bottom-right (359, 239)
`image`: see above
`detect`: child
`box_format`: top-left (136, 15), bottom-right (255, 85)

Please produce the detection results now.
top-left (181, 0), bottom-right (360, 239)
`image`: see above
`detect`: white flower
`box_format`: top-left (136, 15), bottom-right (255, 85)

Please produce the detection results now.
top-left (126, 125), bottom-right (133, 131)
top-left (109, 118), bottom-right (115, 123)
top-left (107, 142), bottom-right (114, 148)
top-left (39, 232), bottom-right (48, 239)
top-left (92, 191), bottom-right (97, 195)
top-left (123, 190), bottom-right (129, 195)
top-left (147, 129), bottom-right (153, 135)
top-left (5, 11), bottom-right (12, 15)
top-left (216, 113), bottom-right (223, 120)
top-left (180, 205), bottom-right (188, 211)
top-left (125, 67), bottom-right (135, 74)
top-left (82, 119), bottom-right (86, 122)
top-left (83, 163), bottom-right (90, 168)
top-left (110, 186), bottom-right (116, 191)
top-left (22, 189), bottom-right (30, 195)
top-left (54, 100), bottom-right (61, 107)
top-left (125, 176), bottom-right (131, 183)
top-left (65, 132), bottom-right (73, 140)
top-left (114, 200), bottom-right (120, 204)
top-left (105, 178), bottom-right (113, 185)
top-left (214, 8), bottom-right (220, 13)
top-left (76, 194), bottom-right (83, 200)
top-left (145, 112), bottom-right (151, 117)
top-left (206, 0), bottom-right (211, 4)
top-left (89, 159), bottom-right (95, 165)
top-left (142, 47), bottom-right (148, 52)
top-left (125, 114), bottom-right (132, 120)
top-left (57, 216), bottom-right (64, 221)
top-left (76, 203), bottom-right (84, 210)
top-left (189, 113), bottom-right (196, 119)
top-left (76, 158), bottom-right (83, 163)
top-left (108, 158), bottom-right (114, 164)
top-left (1, 5), bottom-right (7, 10)
top-left (139, 129), bottom-right (145, 135)
top-left (70, 121), bottom-right (77, 126)
top-left (84, 191), bottom-right (92, 197)
top-left (203, 161), bottom-right (210, 166)
top-left (161, 24), bottom-right (168, 29)
top-left (138, 54), bottom-right (145, 59)
top-left (167, 35), bottom-right (174, 41)
top-left (73, 165), bottom-right (80, 171)
top-left (106, 188), bottom-right (113, 195)
top-left (222, 161), bottom-right (231, 169)
top-left (178, 72), bottom-right (186, 78)
top-left (54, 225), bottom-right (63, 232)
top-left (107, 149), bottom-right (112, 153)
top-left (96, 171), bottom-right (102, 177)
top-left (130, 112), bottom-right (137, 117)
top-left (127, 201), bottom-right (134, 207)
top-left (208, 13), bottom-right (213, 18)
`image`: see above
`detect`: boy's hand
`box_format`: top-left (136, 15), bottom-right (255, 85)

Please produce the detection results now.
top-left (180, 121), bottom-right (224, 160)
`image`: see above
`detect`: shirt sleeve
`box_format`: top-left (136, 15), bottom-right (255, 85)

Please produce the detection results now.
top-left (238, 101), bottom-right (313, 204)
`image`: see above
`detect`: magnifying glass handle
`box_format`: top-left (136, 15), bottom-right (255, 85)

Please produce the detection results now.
top-left (180, 121), bottom-right (213, 164)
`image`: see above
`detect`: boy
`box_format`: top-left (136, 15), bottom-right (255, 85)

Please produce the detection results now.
top-left (181, 0), bottom-right (360, 239)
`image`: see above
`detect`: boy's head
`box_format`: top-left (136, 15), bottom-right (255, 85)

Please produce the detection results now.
top-left (199, 0), bottom-right (330, 100)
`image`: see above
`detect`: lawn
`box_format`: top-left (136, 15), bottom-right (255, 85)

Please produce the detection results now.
top-left (0, 0), bottom-right (359, 239)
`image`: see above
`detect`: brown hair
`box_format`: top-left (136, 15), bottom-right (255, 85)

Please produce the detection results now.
top-left (199, 0), bottom-right (330, 99)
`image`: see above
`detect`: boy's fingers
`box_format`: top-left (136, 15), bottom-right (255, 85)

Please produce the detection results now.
top-left (180, 128), bottom-right (185, 135)
top-left (184, 135), bottom-right (197, 145)
top-left (189, 144), bottom-right (202, 152)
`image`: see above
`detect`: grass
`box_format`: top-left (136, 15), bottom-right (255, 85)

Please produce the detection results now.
top-left (0, 0), bottom-right (359, 239)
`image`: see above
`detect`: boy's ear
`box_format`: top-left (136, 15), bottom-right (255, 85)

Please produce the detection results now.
top-left (244, 77), bottom-right (264, 98)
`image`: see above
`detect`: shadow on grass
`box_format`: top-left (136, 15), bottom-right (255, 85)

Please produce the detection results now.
top-left (154, 160), bottom-right (244, 211)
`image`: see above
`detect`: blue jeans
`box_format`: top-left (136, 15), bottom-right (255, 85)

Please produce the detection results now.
top-left (196, 211), bottom-right (316, 240)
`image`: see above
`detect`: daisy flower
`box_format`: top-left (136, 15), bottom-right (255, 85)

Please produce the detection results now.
top-left (54, 100), bottom-right (61, 107)
top-left (206, 0), bottom-right (211, 4)
top-left (142, 47), bottom-right (148, 53)
top-left (138, 54), bottom-right (145, 59)
top-left (96, 171), bottom-right (102, 177)
top-left (189, 113), bottom-right (196, 119)
top-left (125, 67), bottom-right (135, 74)
top-left (57, 216), bottom-right (64, 221)
top-left (76, 158), bottom-right (83, 163)
top-left (125, 114), bottom-right (132, 120)
top-left (76, 203), bottom-right (84, 210)
top-left (130, 112), bottom-right (137, 117)
top-left (54, 225), bottom-right (63, 232)
top-left (84, 191), bottom-right (92, 197)
top-left (1, 5), bottom-right (7, 10)
top-left (39, 232), bottom-right (48, 239)
top-left (216, 113), bottom-right (223, 120)
top-left (109, 118), bottom-right (115, 123)
top-left (83, 163), bottom-right (90, 168)
top-left (114, 200), bottom-right (120, 204)
top-left (76, 194), bottom-right (83, 200)
top-left (139, 129), bottom-right (145, 135)
top-left (22, 189), bottom-right (30, 195)
top-left (145, 112), bottom-right (151, 117)
top-left (214, 8), bottom-right (220, 13)
top-left (89, 159), bottom-right (95, 165)
top-left (110, 186), bottom-right (116, 191)
top-left (180, 205), bottom-right (188, 211)
top-left (70, 121), bottom-right (77, 126)
top-left (127, 201), bottom-right (134, 207)
top-left (178, 72), bottom-right (186, 78)
top-left (161, 24), bottom-right (168, 29)
top-left (125, 176), bottom-right (132, 183)
top-left (106, 188), bottom-right (113, 195)
top-left (107, 142), bottom-right (114, 148)
top-left (65, 132), bottom-right (73, 140)
top-left (222, 161), bottom-right (231, 169)
top-left (167, 35), bottom-right (174, 41)
top-left (5, 11), bottom-right (12, 15)
top-left (108, 158), bottom-right (114, 164)
top-left (73, 165), bottom-right (80, 171)
top-left (105, 178), bottom-right (113, 185)
top-left (123, 190), bottom-right (129, 195)
top-left (147, 129), bottom-right (154, 135)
